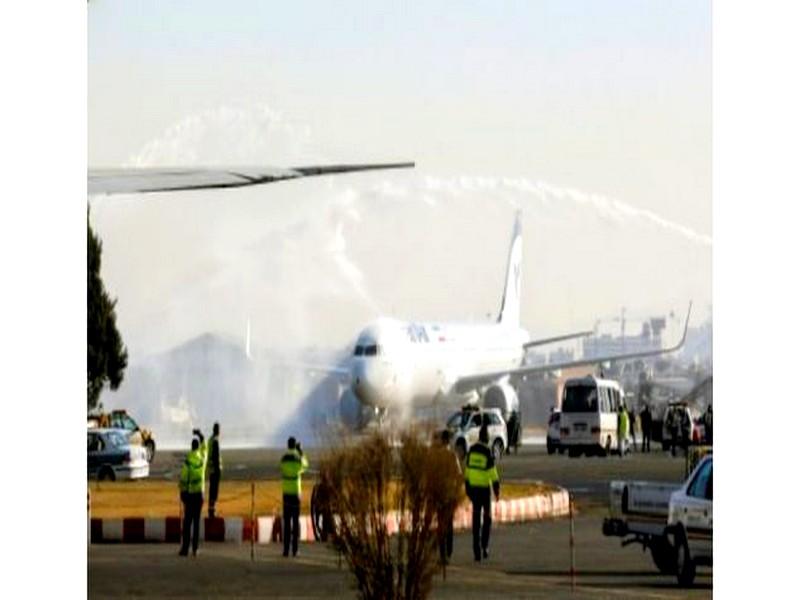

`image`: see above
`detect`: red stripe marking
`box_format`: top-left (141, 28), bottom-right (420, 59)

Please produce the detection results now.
top-left (242, 518), bottom-right (258, 542)
top-left (204, 517), bottom-right (225, 542)
top-left (91, 518), bottom-right (103, 543)
top-left (123, 518), bottom-right (145, 543)
top-left (165, 517), bottom-right (182, 543)
top-left (271, 516), bottom-right (282, 542)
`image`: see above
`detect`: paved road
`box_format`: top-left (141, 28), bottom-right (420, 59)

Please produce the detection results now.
top-left (89, 510), bottom-right (711, 599)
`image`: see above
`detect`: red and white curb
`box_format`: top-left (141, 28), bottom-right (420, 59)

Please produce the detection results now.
top-left (89, 489), bottom-right (569, 544)
top-left (90, 517), bottom-right (249, 543)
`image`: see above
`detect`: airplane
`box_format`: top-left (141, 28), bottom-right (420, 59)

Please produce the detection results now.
top-left (343, 213), bottom-right (692, 434)
top-left (88, 161), bottom-right (415, 195)
top-left (89, 163), bottom-right (690, 440)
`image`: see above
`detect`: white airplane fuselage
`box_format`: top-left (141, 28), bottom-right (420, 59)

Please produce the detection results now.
top-left (350, 317), bottom-right (530, 410)
top-left (344, 211), bottom-right (691, 419)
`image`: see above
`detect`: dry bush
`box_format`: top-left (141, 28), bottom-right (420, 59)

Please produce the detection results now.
top-left (317, 428), bottom-right (463, 600)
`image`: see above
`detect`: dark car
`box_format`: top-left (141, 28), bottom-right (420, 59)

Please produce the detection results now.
top-left (87, 428), bottom-right (149, 481)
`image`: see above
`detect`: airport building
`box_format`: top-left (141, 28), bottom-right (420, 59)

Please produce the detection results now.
top-left (581, 317), bottom-right (667, 359)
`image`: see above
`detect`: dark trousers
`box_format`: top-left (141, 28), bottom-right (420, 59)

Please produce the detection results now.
top-left (180, 492), bottom-right (203, 554)
top-left (438, 512), bottom-right (454, 561)
top-left (208, 472), bottom-right (221, 517)
top-left (283, 494), bottom-right (300, 556)
top-left (642, 429), bottom-right (651, 452)
top-left (470, 487), bottom-right (492, 560)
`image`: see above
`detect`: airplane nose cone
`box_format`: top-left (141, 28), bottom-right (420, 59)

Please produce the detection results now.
top-left (351, 361), bottom-right (372, 404)
top-left (351, 360), bottom-right (392, 407)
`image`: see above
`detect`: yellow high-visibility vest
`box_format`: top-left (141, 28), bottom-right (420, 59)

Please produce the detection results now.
top-left (280, 449), bottom-right (309, 496)
top-left (464, 443), bottom-right (499, 488)
top-left (179, 440), bottom-right (208, 494)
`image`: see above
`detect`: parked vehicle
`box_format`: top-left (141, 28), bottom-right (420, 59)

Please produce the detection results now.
top-left (661, 402), bottom-right (702, 452)
top-left (446, 406), bottom-right (508, 462)
top-left (87, 428), bottom-right (150, 481)
top-left (546, 409), bottom-right (563, 455)
top-left (559, 375), bottom-right (626, 457)
top-left (603, 454), bottom-right (712, 586)
top-left (88, 409), bottom-right (156, 462)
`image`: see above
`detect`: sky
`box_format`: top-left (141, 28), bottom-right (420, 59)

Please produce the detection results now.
top-left (88, 1), bottom-right (711, 359)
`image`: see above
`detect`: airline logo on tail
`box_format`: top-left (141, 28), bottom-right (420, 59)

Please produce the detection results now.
top-left (498, 213), bottom-right (523, 327)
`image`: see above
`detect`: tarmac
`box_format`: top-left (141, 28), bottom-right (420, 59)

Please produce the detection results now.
top-left (89, 510), bottom-right (710, 599)
top-left (89, 445), bottom-right (710, 598)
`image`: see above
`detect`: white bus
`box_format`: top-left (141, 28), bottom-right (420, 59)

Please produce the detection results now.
top-left (559, 375), bottom-right (625, 457)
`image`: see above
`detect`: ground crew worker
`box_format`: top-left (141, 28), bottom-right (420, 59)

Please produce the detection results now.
top-left (667, 408), bottom-right (680, 456)
top-left (628, 406), bottom-right (638, 452)
top-left (438, 429), bottom-right (461, 564)
top-left (179, 428), bottom-right (208, 557)
top-left (208, 422), bottom-right (222, 518)
top-left (280, 436), bottom-right (308, 557)
top-left (617, 404), bottom-right (629, 457)
top-left (464, 423), bottom-right (500, 562)
top-left (640, 404), bottom-right (652, 453)
top-left (680, 409), bottom-right (692, 454)
top-left (505, 410), bottom-right (521, 454)
top-left (704, 405), bottom-right (713, 445)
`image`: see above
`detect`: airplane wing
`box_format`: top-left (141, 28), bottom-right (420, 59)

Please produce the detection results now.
top-left (88, 162), bottom-right (415, 195)
top-left (454, 302), bottom-right (692, 395)
top-left (522, 330), bottom-right (594, 350)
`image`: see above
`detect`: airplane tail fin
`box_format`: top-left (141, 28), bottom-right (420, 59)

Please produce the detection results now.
top-left (498, 212), bottom-right (523, 326)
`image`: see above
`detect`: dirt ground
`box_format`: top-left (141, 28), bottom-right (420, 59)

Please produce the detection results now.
top-left (88, 479), bottom-right (558, 518)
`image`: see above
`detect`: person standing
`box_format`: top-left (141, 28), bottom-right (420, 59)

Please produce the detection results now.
top-left (464, 424), bottom-right (500, 562)
top-left (704, 405), bottom-right (713, 445)
top-left (628, 406), bottom-right (638, 452)
top-left (505, 410), bottom-right (521, 454)
top-left (280, 436), bottom-right (308, 557)
top-left (680, 409), bottom-right (692, 455)
top-left (640, 404), bottom-right (652, 453)
top-left (617, 405), bottom-right (629, 457)
top-left (438, 429), bottom-right (461, 565)
top-left (208, 422), bottom-right (222, 518)
top-left (667, 408), bottom-right (680, 456)
top-left (179, 428), bottom-right (208, 557)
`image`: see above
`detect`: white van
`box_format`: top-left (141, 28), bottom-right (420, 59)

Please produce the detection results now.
top-left (559, 375), bottom-right (625, 457)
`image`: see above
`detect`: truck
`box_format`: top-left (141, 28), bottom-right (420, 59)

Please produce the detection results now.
top-left (87, 409), bottom-right (157, 463)
top-left (602, 453), bottom-right (712, 586)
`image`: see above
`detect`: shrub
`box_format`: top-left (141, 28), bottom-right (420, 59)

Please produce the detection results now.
top-left (317, 428), bottom-right (463, 600)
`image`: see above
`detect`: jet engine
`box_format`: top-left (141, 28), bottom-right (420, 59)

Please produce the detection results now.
top-left (483, 382), bottom-right (519, 420)
top-left (483, 382), bottom-right (522, 452)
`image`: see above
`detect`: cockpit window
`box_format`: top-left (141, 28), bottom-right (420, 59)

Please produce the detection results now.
top-left (364, 344), bottom-right (380, 356)
top-left (353, 345), bottom-right (364, 356)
